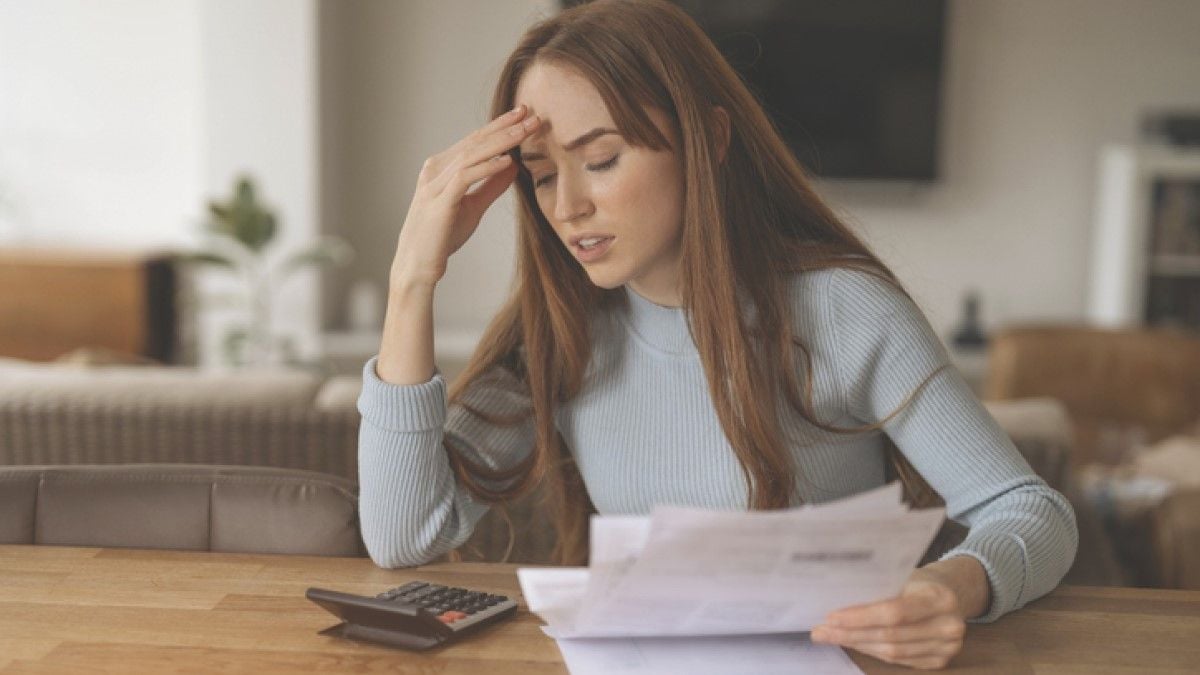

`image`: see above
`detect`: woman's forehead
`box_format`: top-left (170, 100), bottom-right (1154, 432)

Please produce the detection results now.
top-left (515, 62), bottom-right (617, 152)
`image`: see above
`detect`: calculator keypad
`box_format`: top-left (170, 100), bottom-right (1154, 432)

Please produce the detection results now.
top-left (377, 581), bottom-right (511, 624)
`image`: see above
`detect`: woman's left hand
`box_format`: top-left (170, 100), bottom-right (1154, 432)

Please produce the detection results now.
top-left (810, 568), bottom-right (967, 670)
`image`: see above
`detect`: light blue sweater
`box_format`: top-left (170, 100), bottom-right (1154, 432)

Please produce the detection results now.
top-left (357, 268), bottom-right (1078, 622)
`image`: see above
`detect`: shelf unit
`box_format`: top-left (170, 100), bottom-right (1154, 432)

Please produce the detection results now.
top-left (1088, 144), bottom-right (1200, 330)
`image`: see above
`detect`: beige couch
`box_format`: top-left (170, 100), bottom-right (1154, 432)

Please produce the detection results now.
top-left (1, 357), bottom-right (1106, 578)
top-left (0, 464), bottom-right (362, 556)
top-left (0, 357), bottom-right (362, 480)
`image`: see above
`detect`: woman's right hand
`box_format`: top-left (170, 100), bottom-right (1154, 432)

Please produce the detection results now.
top-left (390, 104), bottom-right (541, 288)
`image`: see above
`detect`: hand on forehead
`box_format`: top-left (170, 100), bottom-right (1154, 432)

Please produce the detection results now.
top-left (514, 62), bottom-right (617, 156)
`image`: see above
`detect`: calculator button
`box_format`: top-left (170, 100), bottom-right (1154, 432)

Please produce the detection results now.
top-left (437, 610), bottom-right (468, 624)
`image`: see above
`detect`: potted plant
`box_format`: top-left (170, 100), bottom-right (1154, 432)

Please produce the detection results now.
top-left (184, 175), bottom-right (353, 368)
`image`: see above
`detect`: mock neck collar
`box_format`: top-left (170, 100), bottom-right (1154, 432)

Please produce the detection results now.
top-left (622, 285), bottom-right (695, 355)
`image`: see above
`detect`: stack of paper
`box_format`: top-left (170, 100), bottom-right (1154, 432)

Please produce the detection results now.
top-left (518, 482), bottom-right (945, 674)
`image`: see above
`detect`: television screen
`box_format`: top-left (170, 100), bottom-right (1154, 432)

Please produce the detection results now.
top-left (564, 0), bottom-right (948, 180)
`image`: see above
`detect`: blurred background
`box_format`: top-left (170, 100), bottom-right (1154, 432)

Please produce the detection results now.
top-left (1, 0), bottom-right (1199, 587)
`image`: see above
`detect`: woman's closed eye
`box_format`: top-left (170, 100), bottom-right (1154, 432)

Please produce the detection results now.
top-left (533, 154), bottom-right (620, 189)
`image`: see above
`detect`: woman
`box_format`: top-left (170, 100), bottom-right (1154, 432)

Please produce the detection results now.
top-left (358, 0), bottom-right (1077, 669)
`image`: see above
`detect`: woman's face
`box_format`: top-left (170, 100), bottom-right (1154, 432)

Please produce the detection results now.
top-left (514, 61), bottom-right (686, 306)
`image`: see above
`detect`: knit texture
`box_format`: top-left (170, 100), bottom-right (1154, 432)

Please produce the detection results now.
top-left (357, 269), bottom-right (1078, 623)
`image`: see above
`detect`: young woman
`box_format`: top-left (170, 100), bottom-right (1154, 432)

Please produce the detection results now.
top-left (358, 0), bottom-right (1077, 668)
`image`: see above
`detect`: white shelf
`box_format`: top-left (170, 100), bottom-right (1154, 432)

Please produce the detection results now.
top-left (1088, 144), bottom-right (1200, 327)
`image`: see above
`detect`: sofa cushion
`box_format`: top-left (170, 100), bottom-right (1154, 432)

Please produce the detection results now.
top-left (313, 375), bottom-right (363, 412)
top-left (0, 464), bottom-right (362, 556)
top-left (0, 472), bottom-right (38, 544)
top-left (36, 469), bottom-right (212, 550)
top-left (0, 362), bottom-right (323, 408)
top-left (211, 473), bottom-right (360, 556)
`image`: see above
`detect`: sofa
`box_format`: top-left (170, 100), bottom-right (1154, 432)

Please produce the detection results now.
top-left (0, 463), bottom-right (362, 556)
top-left (0, 356), bottom-right (362, 480)
top-left (0, 356), bottom-right (1109, 580)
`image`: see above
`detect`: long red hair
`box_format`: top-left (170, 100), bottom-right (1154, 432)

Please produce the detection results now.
top-left (445, 0), bottom-right (942, 565)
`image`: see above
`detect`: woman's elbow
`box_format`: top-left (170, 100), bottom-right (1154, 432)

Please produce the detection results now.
top-left (359, 506), bottom-right (468, 569)
top-left (1032, 487), bottom-right (1079, 589)
top-left (365, 544), bottom-right (436, 570)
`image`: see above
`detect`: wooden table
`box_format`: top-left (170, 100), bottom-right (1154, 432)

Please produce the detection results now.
top-left (1, 545), bottom-right (1198, 673)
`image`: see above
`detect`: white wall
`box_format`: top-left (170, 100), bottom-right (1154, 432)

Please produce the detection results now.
top-left (318, 0), bottom-right (554, 351)
top-left (198, 0), bottom-right (321, 366)
top-left (0, 0), bottom-right (203, 249)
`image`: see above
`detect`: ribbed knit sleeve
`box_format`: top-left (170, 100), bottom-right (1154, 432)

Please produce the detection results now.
top-left (357, 356), bottom-right (536, 568)
top-left (827, 269), bottom-right (1078, 622)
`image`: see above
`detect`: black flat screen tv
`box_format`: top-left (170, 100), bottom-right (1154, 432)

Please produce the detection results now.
top-left (564, 0), bottom-right (948, 181)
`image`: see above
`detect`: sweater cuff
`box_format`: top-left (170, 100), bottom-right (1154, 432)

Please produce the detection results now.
top-left (940, 530), bottom-right (1029, 624)
top-left (357, 355), bottom-right (447, 432)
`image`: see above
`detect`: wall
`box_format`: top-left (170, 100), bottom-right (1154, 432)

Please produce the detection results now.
top-left (317, 0), bottom-right (555, 355)
top-left (0, 0), bottom-right (203, 250)
top-left (198, 0), bottom-right (321, 366)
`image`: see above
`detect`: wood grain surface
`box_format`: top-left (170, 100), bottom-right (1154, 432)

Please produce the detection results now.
top-left (1, 545), bottom-right (1198, 674)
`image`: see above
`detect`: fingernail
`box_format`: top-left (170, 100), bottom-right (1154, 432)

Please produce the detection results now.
top-left (510, 104), bottom-right (525, 116)
top-left (522, 116), bottom-right (538, 130)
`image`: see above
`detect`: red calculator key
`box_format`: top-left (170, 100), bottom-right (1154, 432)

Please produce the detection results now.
top-left (437, 610), bottom-right (468, 624)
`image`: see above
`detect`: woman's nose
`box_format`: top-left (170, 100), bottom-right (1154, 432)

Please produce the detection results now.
top-left (553, 173), bottom-right (594, 223)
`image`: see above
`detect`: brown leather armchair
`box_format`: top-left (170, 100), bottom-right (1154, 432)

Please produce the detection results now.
top-left (983, 325), bottom-right (1200, 589)
top-left (984, 326), bottom-right (1200, 466)
top-left (0, 464), bottom-right (364, 556)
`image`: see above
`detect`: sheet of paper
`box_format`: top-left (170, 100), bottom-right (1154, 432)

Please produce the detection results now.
top-left (568, 508), bottom-right (944, 637)
top-left (584, 481), bottom-right (904, 568)
top-left (517, 567), bottom-right (591, 630)
top-left (554, 634), bottom-right (863, 675)
top-left (519, 482), bottom-right (946, 640)
top-left (590, 514), bottom-right (653, 566)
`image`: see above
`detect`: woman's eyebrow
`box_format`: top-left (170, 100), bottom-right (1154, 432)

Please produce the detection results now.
top-left (519, 127), bottom-right (619, 162)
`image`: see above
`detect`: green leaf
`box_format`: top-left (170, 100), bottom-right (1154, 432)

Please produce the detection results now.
top-left (208, 202), bottom-right (231, 222)
top-left (276, 237), bottom-right (355, 280)
top-left (178, 251), bottom-right (238, 269)
top-left (235, 177), bottom-right (256, 205)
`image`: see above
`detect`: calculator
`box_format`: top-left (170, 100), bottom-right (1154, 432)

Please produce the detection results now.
top-left (306, 581), bottom-right (520, 651)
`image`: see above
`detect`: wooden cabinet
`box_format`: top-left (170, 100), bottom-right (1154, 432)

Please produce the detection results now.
top-left (1089, 145), bottom-right (1200, 330)
top-left (0, 248), bottom-right (177, 362)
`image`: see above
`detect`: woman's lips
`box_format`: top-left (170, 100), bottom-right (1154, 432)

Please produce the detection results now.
top-left (573, 236), bottom-right (615, 263)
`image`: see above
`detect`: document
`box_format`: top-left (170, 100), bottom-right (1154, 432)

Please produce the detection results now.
top-left (554, 634), bottom-right (863, 675)
top-left (518, 483), bottom-right (945, 674)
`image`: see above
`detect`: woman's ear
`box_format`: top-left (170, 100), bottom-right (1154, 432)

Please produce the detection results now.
top-left (713, 106), bottom-right (731, 164)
